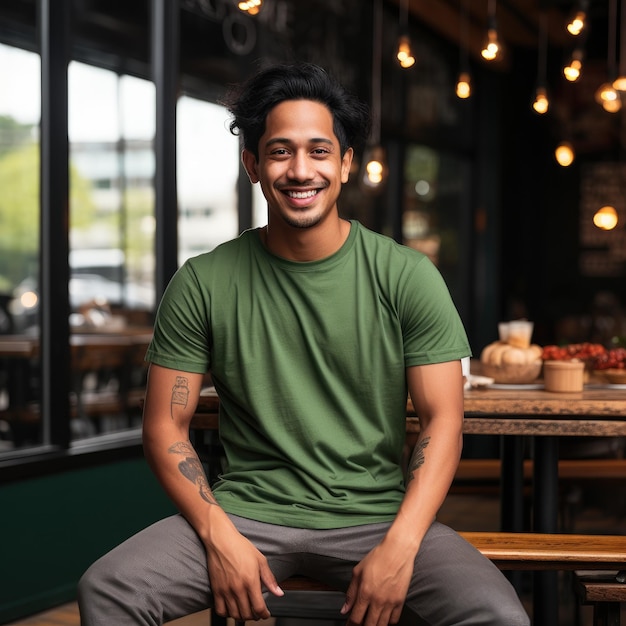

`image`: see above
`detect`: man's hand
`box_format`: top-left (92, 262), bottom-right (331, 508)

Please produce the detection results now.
top-left (340, 537), bottom-right (416, 626)
top-left (207, 519), bottom-right (284, 621)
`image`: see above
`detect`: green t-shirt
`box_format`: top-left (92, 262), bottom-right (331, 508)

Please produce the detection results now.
top-left (146, 221), bottom-right (470, 528)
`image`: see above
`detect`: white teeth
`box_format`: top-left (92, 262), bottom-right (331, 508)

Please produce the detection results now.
top-left (287, 190), bottom-right (318, 199)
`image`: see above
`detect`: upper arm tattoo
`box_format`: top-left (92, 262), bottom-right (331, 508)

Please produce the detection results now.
top-left (168, 441), bottom-right (217, 505)
top-left (170, 376), bottom-right (190, 420)
top-left (406, 436), bottom-right (431, 485)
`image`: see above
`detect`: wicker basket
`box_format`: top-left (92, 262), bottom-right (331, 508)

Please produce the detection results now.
top-left (480, 360), bottom-right (542, 384)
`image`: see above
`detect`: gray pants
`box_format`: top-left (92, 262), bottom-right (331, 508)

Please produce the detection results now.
top-left (78, 514), bottom-right (529, 625)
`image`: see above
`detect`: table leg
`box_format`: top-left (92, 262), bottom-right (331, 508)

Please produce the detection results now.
top-left (533, 436), bottom-right (559, 533)
top-left (500, 435), bottom-right (525, 532)
top-left (3, 356), bottom-right (39, 446)
top-left (500, 435), bottom-right (525, 594)
top-left (532, 436), bottom-right (560, 625)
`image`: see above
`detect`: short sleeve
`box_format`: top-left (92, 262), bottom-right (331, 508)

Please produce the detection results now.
top-left (145, 261), bottom-right (211, 373)
top-left (400, 255), bottom-right (471, 366)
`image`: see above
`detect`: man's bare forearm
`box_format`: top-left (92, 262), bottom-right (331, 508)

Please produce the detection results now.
top-left (168, 441), bottom-right (218, 505)
top-left (406, 436), bottom-right (430, 485)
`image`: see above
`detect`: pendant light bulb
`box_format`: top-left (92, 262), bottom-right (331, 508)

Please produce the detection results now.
top-left (362, 145), bottom-right (387, 190)
top-left (456, 72), bottom-right (471, 99)
top-left (481, 28), bottom-right (500, 61)
top-left (566, 11), bottom-right (586, 36)
top-left (563, 55), bottom-right (583, 82)
top-left (396, 35), bottom-right (416, 68)
top-left (555, 142), bottom-right (575, 167)
top-left (595, 83), bottom-right (623, 112)
top-left (532, 87), bottom-right (549, 114)
top-left (593, 206), bottom-right (618, 230)
top-left (238, 0), bottom-right (262, 15)
top-left (482, 0), bottom-right (500, 61)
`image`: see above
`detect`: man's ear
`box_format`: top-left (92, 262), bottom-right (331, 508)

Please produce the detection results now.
top-left (241, 149), bottom-right (260, 184)
top-left (341, 147), bottom-right (354, 184)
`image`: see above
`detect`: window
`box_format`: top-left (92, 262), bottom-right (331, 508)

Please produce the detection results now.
top-left (177, 96), bottom-right (239, 263)
top-left (0, 43), bottom-right (42, 452)
top-left (402, 144), bottom-right (471, 320)
top-left (69, 63), bottom-right (156, 314)
top-left (0, 45), bottom-right (249, 459)
top-left (0, 53), bottom-right (161, 454)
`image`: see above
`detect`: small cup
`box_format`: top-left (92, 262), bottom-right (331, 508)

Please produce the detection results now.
top-left (543, 360), bottom-right (584, 392)
top-left (498, 322), bottom-right (510, 342)
top-left (507, 320), bottom-right (534, 349)
top-left (461, 356), bottom-right (471, 389)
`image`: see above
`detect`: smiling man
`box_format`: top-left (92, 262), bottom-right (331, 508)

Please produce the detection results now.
top-left (78, 63), bottom-right (529, 626)
top-left (243, 98), bottom-right (352, 242)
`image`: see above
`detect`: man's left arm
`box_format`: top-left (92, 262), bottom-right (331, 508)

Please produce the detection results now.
top-left (342, 360), bottom-right (464, 626)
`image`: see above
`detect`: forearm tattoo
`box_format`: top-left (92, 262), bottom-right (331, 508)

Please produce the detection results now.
top-left (406, 436), bottom-right (431, 485)
top-left (168, 441), bottom-right (217, 505)
top-left (170, 376), bottom-right (190, 419)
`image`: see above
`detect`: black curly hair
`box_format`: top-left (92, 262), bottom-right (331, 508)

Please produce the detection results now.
top-left (223, 62), bottom-right (371, 160)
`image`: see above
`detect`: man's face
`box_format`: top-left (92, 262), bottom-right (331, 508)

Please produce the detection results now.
top-left (242, 99), bottom-right (353, 230)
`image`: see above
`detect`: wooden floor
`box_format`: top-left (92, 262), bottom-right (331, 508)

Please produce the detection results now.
top-left (3, 603), bottom-right (220, 625)
top-left (5, 604), bottom-right (262, 625)
top-left (7, 489), bottom-right (625, 626)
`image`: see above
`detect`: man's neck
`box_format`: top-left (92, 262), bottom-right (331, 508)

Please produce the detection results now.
top-left (262, 218), bottom-right (351, 262)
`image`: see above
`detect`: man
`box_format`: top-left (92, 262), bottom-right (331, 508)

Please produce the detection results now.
top-left (78, 63), bottom-right (529, 626)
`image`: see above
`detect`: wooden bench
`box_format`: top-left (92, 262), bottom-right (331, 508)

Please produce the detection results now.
top-left (574, 571), bottom-right (626, 626)
top-left (189, 410), bottom-right (625, 624)
top-left (453, 458), bottom-right (626, 484)
top-left (205, 532), bottom-right (626, 626)
top-left (450, 458), bottom-right (626, 523)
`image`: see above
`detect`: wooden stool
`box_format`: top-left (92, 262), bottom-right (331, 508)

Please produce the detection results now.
top-left (574, 571), bottom-right (626, 626)
top-left (210, 576), bottom-right (344, 626)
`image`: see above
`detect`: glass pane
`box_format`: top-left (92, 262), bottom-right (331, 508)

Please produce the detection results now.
top-left (118, 74), bottom-right (156, 315)
top-left (402, 144), bottom-right (470, 313)
top-left (177, 97), bottom-right (239, 263)
top-left (69, 64), bottom-right (156, 318)
top-left (0, 43), bottom-right (42, 451)
top-left (67, 62), bottom-right (155, 440)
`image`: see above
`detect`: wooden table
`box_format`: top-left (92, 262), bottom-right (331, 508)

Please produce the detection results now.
top-left (0, 329), bottom-right (152, 433)
top-left (0, 328), bottom-right (153, 361)
top-left (459, 385), bottom-right (626, 530)
top-left (192, 383), bottom-right (626, 625)
top-left (193, 384), bottom-right (626, 529)
top-left (461, 384), bottom-right (626, 625)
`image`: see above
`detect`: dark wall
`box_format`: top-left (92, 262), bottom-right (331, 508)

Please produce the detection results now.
top-left (499, 47), bottom-right (626, 348)
top-left (0, 458), bottom-right (176, 624)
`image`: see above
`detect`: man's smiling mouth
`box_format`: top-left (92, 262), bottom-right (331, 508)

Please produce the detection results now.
top-left (285, 189), bottom-right (320, 199)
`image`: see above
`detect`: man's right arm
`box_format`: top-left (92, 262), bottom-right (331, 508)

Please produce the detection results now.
top-left (142, 363), bottom-right (283, 621)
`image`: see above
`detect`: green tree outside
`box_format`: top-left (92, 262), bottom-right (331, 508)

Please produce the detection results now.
top-left (0, 141), bottom-right (98, 290)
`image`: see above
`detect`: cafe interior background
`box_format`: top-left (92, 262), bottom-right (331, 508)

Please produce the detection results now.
top-left (0, 0), bottom-right (625, 622)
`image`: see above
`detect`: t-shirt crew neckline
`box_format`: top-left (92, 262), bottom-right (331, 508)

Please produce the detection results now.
top-left (253, 220), bottom-right (358, 272)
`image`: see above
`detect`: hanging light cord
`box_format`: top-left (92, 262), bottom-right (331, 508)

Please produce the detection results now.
top-left (460, 0), bottom-right (469, 70)
top-left (487, 0), bottom-right (496, 29)
top-left (619, 0), bottom-right (626, 76)
top-left (537, 13), bottom-right (547, 87)
top-left (608, 0), bottom-right (618, 80)
top-left (371, 0), bottom-right (383, 145)
top-left (401, 0), bottom-right (409, 30)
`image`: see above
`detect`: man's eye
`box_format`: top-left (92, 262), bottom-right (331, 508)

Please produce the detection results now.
top-left (311, 148), bottom-right (330, 155)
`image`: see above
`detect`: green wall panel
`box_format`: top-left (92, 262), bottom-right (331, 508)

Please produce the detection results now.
top-left (0, 458), bottom-right (176, 624)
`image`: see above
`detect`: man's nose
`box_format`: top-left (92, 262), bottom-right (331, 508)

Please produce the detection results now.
top-left (287, 152), bottom-right (314, 181)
